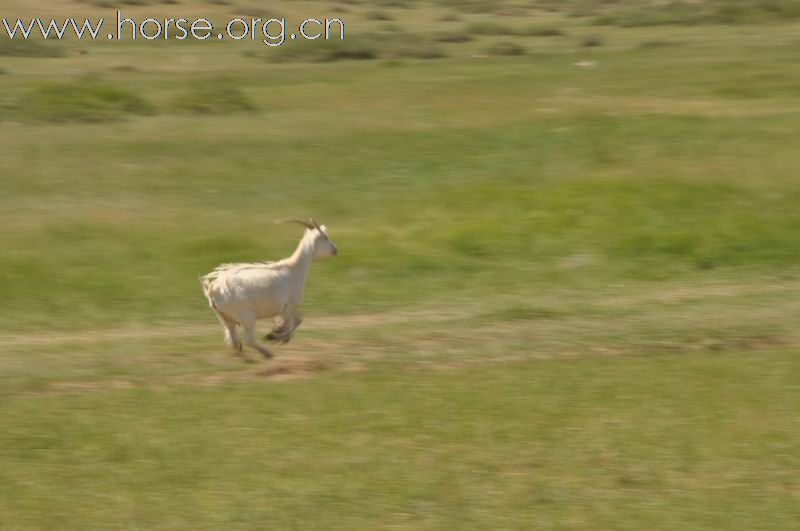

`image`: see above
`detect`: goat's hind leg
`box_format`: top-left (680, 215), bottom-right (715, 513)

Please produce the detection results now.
top-left (216, 311), bottom-right (257, 363)
top-left (212, 306), bottom-right (243, 352)
top-left (223, 321), bottom-right (242, 353)
top-left (227, 324), bottom-right (257, 364)
top-left (241, 315), bottom-right (274, 360)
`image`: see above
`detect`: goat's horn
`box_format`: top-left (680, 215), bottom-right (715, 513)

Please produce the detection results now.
top-left (274, 217), bottom-right (315, 230)
top-left (310, 218), bottom-right (322, 231)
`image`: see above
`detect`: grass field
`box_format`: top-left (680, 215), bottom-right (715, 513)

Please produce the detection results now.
top-left (2, 0), bottom-right (800, 528)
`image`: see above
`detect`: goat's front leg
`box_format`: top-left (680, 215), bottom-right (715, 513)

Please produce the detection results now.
top-left (264, 316), bottom-right (289, 342)
top-left (268, 312), bottom-right (302, 344)
top-left (282, 313), bottom-right (303, 343)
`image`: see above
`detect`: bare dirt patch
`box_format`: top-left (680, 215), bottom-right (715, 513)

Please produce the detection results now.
top-left (43, 353), bottom-right (366, 394)
top-left (13, 280), bottom-right (800, 397)
top-left (255, 356), bottom-right (346, 381)
top-left (48, 379), bottom-right (136, 393)
top-left (0, 307), bottom-right (473, 350)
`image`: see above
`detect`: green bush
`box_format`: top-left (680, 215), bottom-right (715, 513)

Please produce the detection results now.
top-left (581, 35), bottom-right (605, 47)
top-left (466, 22), bottom-right (518, 36)
top-left (434, 31), bottom-right (473, 43)
top-left (269, 36), bottom-right (378, 63)
top-left (373, 0), bottom-right (417, 7)
top-left (261, 31), bottom-right (451, 64)
top-left (438, 0), bottom-right (495, 14)
top-left (365, 10), bottom-right (394, 21)
top-left (593, 0), bottom-right (800, 27)
top-left (0, 38), bottom-right (65, 58)
top-left (174, 83), bottom-right (257, 115)
top-left (437, 13), bottom-right (462, 22)
top-left (486, 41), bottom-right (525, 56)
top-left (14, 79), bottom-right (153, 123)
top-left (380, 23), bottom-right (402, 33)
top-left (386, 44), bottom-right (446, 60)
top-left (707, 0), bottom-right (800, 24)
top-left (638, 40), bottom-right (679, 49)
top-left (318, 42), bottom-right (378, 62)
top-left (523, 26), bottom-right (566, 37)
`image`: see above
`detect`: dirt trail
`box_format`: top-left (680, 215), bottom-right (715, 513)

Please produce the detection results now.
top-left (46, 355), bottom-right (368, 394)
top-left (0, 307), bottom-right (474, 350)
top-left (5, 279), bottom-right (800, 397)
top-left (2, 278), bottom-right (796, 350)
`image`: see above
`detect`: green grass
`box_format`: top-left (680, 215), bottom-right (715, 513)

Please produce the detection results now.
top-left (2, 350), bottom-right (799, 529)
top-left (1, 0), bottom-right (800, 527)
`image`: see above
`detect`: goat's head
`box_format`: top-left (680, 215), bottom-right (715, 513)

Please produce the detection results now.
top-left (275, 217), bottom-right (338, 259)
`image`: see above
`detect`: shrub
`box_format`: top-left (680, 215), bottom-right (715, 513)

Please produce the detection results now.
top-left (496, 7), bottom-right (529, 17)
top-left (438, 0), bottom-right (496, 14)
top-left (319, 42), bottom-right (378, 62)
top-left (387, 44), bottom-right (446, 60)
top-left (467, 21), bottom-right (518, 36)
top-left (365, 10), bottom-right (393, 21)
top-left (486, 41), bottom-right (524, 56)
top-left (0, 39), bottom-right (65, 58)
top-left (373, 0), bottom-right (416, 7)
top-left (268, 32), bottom-right (444, 63)
top-left (523, 26), bottom-right (565, 37)
top-left (592, 0), bottom-right (800, 27)
top-left (638, 40), bottom-right (679, 49)
top-left (580, 35), bottom-right (605, 47)
top-left (174, 83), bottom-right (256, 115)
top-left (434, 31), bottom-right (473, 43)
top-left (16, 79), bottom-right (154, 123)
top-left (269, 36), bottom-right (378, 63)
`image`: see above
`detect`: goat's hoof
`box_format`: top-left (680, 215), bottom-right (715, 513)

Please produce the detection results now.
top-left (265, 333), bottom-right (279, 342)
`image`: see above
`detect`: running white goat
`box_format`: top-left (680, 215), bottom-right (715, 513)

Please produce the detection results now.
top-left (200, 218), bottom-right (338, 361)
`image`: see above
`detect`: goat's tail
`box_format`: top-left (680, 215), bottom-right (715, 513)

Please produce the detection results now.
top-left (199, 274), bottom-right (219, 310)
top-left (199, 275), bottom-right (211, 294)
top-left (200, 275), bottom-right (239, 347)
top-left (200, 274), bottom-right (229, 320)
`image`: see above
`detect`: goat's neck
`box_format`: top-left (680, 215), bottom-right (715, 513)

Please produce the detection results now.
top-left (287, 234), bottom-right (316, 279)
